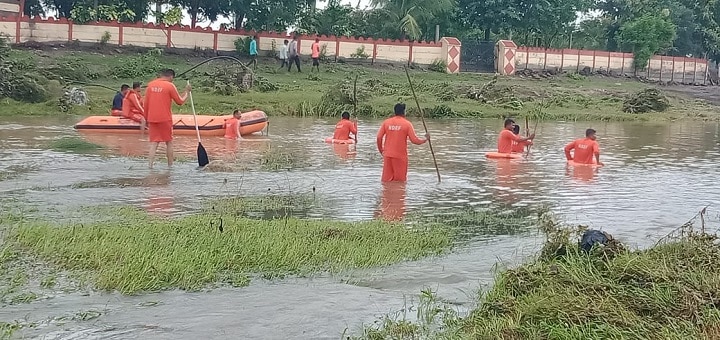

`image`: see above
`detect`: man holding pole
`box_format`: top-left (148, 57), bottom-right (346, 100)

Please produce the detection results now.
top-left (376, 103), bottom-right (429, 182)
top-left (143, 69), bottom-right (191, 169)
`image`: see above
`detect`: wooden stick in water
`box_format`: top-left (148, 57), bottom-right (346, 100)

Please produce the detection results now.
top-left (404, 66), bottom-right (441, 183)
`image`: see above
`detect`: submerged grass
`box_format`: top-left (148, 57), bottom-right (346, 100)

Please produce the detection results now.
top-left (49, 137), bottom-right (103, 153)
top-left (7, 207), bottom-right (451, 294)
top-left (357, 209), bottom-right (720, 339)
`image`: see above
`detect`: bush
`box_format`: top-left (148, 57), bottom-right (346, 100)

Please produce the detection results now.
top-left (11, 75), bottom-right (49, 103)
top-left (429, 59), bottom-right (447, 73)
top-left (111, 51), bottom-right (162, 79)
top-left (622, 88), bottom-right (670, 113)
top-left (234, 37), bottom-right (252, 56)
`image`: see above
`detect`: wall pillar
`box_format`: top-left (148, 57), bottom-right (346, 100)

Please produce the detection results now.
top-left (496, 40), bottom-right (518, 75)
top-left (440, 37), bottom-right (461, 74)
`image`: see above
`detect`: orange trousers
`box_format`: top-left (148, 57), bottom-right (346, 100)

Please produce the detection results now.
top-left (381, 156), bottom-right (408, 182)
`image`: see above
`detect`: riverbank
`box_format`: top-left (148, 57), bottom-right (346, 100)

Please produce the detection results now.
top-left (357, 209), bottom-right (720, 339)
top-left (2, 42), bottom-right (720, 121)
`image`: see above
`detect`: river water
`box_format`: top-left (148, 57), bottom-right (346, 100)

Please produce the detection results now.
top-left (1, 115), bottom-right (719, 339)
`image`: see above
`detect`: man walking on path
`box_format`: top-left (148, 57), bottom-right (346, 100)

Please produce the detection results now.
top-left (248, 35), bottom-right (258, 70)
top-left (376, 103), bottom-right (429, 182)
top-left (279, 39), bottom-right (289, 70)
top-left (311, 38), bottom-right (321, 72)
top-left (287, 36), bottom-right (301, 72)
top-left (143, 69), bottom-right (191, 169)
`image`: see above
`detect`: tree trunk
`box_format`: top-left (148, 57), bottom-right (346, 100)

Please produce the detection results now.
top-left (191, 11), bottom-right (197, 28)
top-left (155, 2), bottom-right (162, 23)
top-left (234, 11), bottom-right (246, 30)
top-left (484, 28), bottom-right (490, 41)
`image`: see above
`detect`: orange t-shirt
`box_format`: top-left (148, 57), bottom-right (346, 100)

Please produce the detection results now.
top-left (564, 138), bottom-right (599, 164)
top-left (511, 139), bottom-right (529, 153)
top-left (224, 117), bottom-right (240, 139)
top-left (333, 119), bottom-right (357, 140)
top-left (376, 115), bottom-right (424, 159)
top-left (143, 78), bottom-right (185, 123)
top-left (497, 129), bottom-right (523, 153)
top-left (311, 43), bottom-right (320, 58)
top-left (122, 90), bottom-right (144, 117)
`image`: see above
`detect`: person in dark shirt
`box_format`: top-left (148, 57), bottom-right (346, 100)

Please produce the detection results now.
top-left (111, 84), bottom-right (130, 116)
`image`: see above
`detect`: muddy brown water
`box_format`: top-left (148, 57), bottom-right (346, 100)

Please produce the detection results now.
top-left (1, 115), bottom-right (720, 339)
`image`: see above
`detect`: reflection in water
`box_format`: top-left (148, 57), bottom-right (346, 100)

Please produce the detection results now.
top-left (566, 163), bottom-right (598, 182)
top-left (140, 171), bottom-right (175, 216)
top-left (332, 143), bottom-right (357, 161)
top-left (375, 181), bottom-right (407, 221)
top-left (490, 158), bottom-right (523, 205)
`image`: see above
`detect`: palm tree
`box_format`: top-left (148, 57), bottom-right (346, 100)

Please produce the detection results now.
top-left (370, 0), bottom-right (454, 40)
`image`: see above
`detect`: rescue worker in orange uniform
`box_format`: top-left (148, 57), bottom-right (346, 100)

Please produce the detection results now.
top-left (564, 128), bottom-right (604, 165)
top-left (224, 109), bottom-right (243, 140)
top-left (333, 111), bottom-right (357, 142)
top-left (497, 118), bottom-right (534, 153)
top-left (111, 84), bottom-right (129, 116)
top-left (510, 124), bottom-right (532, 153)
top-left (143, 69), bottom-right (191, 169)
top-left (376, 103), bottom-right (429, 182)
top-left (122, 82), bottom-right (146, 130)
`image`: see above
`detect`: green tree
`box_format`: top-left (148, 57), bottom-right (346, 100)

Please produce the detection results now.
top-left (24, 0), bottom-right (45, 16)
top-left (298, 0), bottom-right (354, 36)
top-left (618, 13), bottom-right (676, 70)
top-left (171, 0), bottom-right (228, 27)
top-left (369, 0), bottom-right (454, 40)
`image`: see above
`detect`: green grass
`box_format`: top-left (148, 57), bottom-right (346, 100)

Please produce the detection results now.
top-left (3, 44), bottom-right (719, 121)
top-left (49, 137), bottom-right (103, 153)
top-left (7, 206), bottom-right (451, 294)
top-left (355, 212), bottom-right (720, 340)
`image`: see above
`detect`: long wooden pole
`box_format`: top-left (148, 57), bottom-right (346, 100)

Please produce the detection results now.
top-left (404, 66), bottom-right (441, 183)
top-left (525, 120), bottom-right (539, 157)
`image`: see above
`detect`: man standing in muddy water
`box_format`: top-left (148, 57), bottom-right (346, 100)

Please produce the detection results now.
top-left (376, 103), bottom-right (429, 182)
top-left (143, 69), bottom-right (191, 169)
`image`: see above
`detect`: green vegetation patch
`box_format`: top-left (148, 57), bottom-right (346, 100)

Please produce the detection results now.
top-left (356, 211), bottom-right (720, 339)
top-left (49, 137), bottom-right (103, 153)
top-left (8, 207), bottom-right (451, 294)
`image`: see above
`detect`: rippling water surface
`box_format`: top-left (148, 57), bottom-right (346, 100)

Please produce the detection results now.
top-left (1, 115), bottom-right (719, 339)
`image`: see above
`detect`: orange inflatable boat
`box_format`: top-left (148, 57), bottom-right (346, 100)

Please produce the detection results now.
top-left (74, 110), bottom-right (268, 136)
top-left (485, 152), bottom-right (523, 159)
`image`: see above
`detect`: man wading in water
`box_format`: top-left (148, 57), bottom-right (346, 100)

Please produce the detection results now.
top-left (565, 128), bottom-right (604, 165)
top-left (143, 69), bottom-right (191, 169)
top-left (376, 103), bottom-right (429, 182)
top-left (497, 118), bottom-right (534, 154)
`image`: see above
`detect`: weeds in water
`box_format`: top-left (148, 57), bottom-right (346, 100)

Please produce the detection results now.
top-left (354, 208), bottom-right (720, 339)
top-left (8, 207), bottom-right (451, 294)
top-left (208, 194), bottom-right (317, 219)
top-left (353, 288), bottom-right (464, 339)
top-left (49, 137), bottom-right (102, 153)
top-left (260, 146), bottom-right (308, 170)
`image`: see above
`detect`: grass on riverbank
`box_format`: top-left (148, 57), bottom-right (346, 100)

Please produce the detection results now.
top-left (3, 43), bottom-right (719, 121)
top-left (357, 210), bottom-right (720, 340)
top-left (6, 206), bottom-right (451, 294)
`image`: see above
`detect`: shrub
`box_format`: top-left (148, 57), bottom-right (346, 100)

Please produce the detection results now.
top-left (350, 45), bottom-right (370, 59)
top-left (111, 51), bottom-right (162, 79)
top-left (429, 59), bottom-right (447, 73)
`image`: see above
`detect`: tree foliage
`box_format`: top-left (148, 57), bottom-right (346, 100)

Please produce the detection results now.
top-left (22, 0), bottom-right (720, 61)
top-left (618, 14), bottom-right (676, 70)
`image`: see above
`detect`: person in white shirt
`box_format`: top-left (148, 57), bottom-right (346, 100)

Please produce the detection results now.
top-left (279, 39), bottom-right (289, 70)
